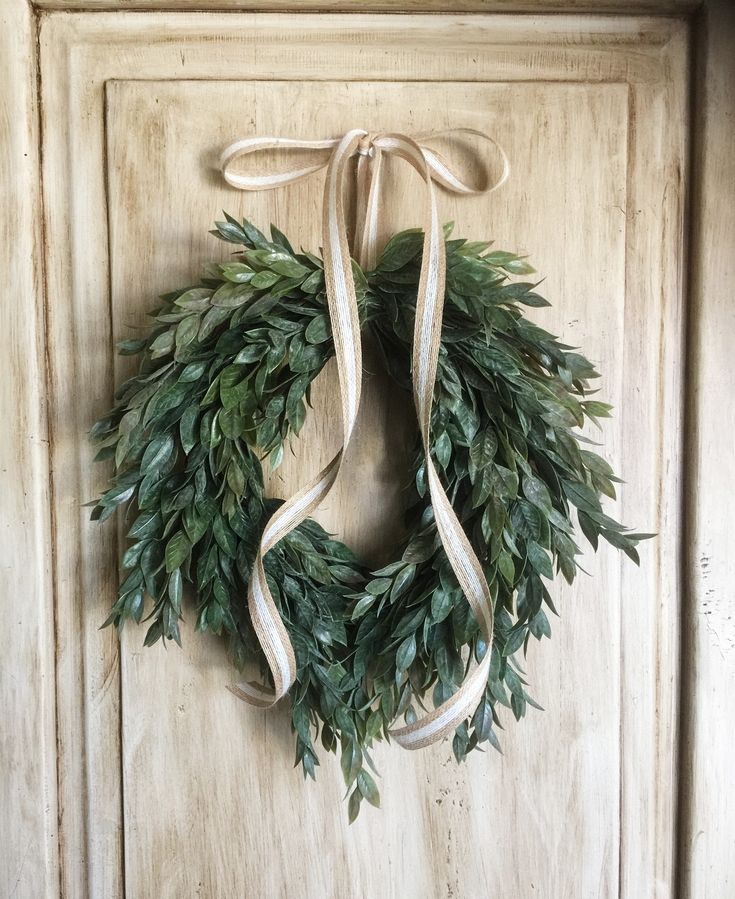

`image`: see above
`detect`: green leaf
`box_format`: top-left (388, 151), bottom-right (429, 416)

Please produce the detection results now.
top-left (396, 634), bottom-right (417, 672)
top-left (305, 314), bottom-right (331, 345)
top-left (351, 594), bottom-right (376, 620)
top-left (468, 430), bottom-right (497, 481)
top-left (117, 338), bottom-right (147, 355)
top-left (268, 256), bottom-right (309, 279)
top-left (165, 531), bottom-right (191, 572)
top-left (431, 588), bottom-right (453, 623)
top-left (434, 431), bottom-right (452, 469)
top-left (211, 282), bottom-right (253, 309)
top-left (220, 263), bottom-right (254, 284)
top-left (526, 541), bottom-right (553, 578)
top-left (340, 739), bottom-right (362, 787)
top-left (366, 578), bottom-right (392, 596)
top-left (220, 365), bottom-right (248, 410)
top-left (378, 229), bottom-right (422, 271)
top-left (250, 270), bottom-right (280, 290)
top-left (471, 698), bottom-right (493, 741)
top-left (390, 565), bottom-right (416, 602)
top-left (357, 770), bottom-right (380, 808)
top-left (141, 433), bottom-right (175, 477)
top-left (179, 404), bottom-right (199, 454)
top-left (522, 474), bottom-right (553, 515)
top-left (174, 287), bottom-right (212, 311)
top-left (168, 569), bottom-right (183, 612)
top-left (347, 788), bottom-right (362, 824)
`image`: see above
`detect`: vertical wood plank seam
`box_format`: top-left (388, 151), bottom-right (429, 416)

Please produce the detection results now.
top-left (102, 77), bottom-right (128, 899)
top-left (30, 7), bottom-right (65, 898)
top-left (617, 79), bottom-right (634, 899)
top-left (674, 7), bottom-right (702, 897)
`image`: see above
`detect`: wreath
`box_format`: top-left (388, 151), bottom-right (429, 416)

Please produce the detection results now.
top-left (91, 213), bottom-right (646, 817)
top-left (90, 130), bottom-right (647, 819)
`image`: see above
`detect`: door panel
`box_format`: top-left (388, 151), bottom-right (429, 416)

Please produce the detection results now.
top-left (40, 13), bottom-right (687, 897)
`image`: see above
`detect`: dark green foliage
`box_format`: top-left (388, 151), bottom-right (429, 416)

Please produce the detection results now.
top-left (90, 215), bottom-right (649, 816)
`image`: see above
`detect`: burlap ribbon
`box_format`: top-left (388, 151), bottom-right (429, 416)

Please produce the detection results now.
top-left (221, 129), bottom-right (509, 748)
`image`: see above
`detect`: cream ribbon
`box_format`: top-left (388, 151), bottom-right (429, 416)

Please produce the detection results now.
top-left (221, 129), bottom-right (509, 748)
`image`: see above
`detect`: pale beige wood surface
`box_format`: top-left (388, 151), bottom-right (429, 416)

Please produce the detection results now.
top-left (0, 2), bottom-right (59, 898)
top-left (110, 78), bottom-right (631, 899)
top-left (679, 1), bottom-right (735, 896)
top-left (34, 10), bottom-right (688, 898)
top-left (35, 0), bottom-right (702, 12)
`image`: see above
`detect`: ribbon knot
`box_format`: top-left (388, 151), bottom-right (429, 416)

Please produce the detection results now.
top-left (356, 135), bottom-right (374, 157)
top-left (220, 128), bottom-right (509, 749)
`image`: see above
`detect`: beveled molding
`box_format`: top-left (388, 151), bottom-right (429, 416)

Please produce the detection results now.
top-left (33, 0), bottom-right (703, 14)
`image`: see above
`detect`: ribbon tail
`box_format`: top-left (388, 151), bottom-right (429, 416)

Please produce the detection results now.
top-left (391, 651), bottom-right (492, 750)
top-left (229, 130), bottom-right (368, 710)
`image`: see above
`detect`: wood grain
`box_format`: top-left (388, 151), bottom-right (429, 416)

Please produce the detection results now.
top-left (109, 78), bottom-right (630, 898)
top-left (0, 2), bottom-right (58, 898)
top-left (679, 1), bottom-right (735, 895)
top-left (36, 10), bottom-right (687, 898)
top-left (34, 0), bottom-right (702, 12)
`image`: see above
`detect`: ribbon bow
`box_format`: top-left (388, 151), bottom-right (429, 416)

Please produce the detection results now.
top-left (221, 129), bottom-right (509, 749)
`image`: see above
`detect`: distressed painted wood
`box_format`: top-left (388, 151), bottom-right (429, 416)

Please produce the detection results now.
top-left (36, 12), bottom-right (688, 897)
top-left (679, 1), bottom-right (735, 896)
top-left (34, 0), bottom-right (702, 12)
top-left (0, 2), bottom-right (59, 898)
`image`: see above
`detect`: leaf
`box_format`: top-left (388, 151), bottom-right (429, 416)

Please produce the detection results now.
top-left (396, 634), bottom-right (417, 672)
top-left (563, 480), bottom-right (602, 515)
top-left (526, 541), bottom-right (553, 578)
top-left (250, 270), bottom-right (280, 290)
top-left (165, 531), bottom-right (191, 572)
top-left (497, 551), bottom-right (515, 584)
top-left (141, 433), bottom-right (175, 477)
top-left (268, 256), bottom-right (309, 279)
top-left (212, 219), bottom-right (249, 244)
top-left (211, 282), bottom-right (253, 309)
top-left (390, 565), bottom-right (416, 602)
top-left (149, 330), bottom-right (174, 358)
top-left (485, 250), bottom-right (517, 265)
top-left (117, 338), bottom-right (147, 355)
top-left (357, 770), bottom-right (380, 808)
top-left (175, 315), bottom-right (200, 351)
top-left (351, 594), bottom-right (376, 620)
top-left (220, 365), bottom-right (248, 410)
top-left (503, 258), bottom-right (535, 275)
top-left (168, 569), bottom-right (183, 612)
top-left (220, 263), bottom-right (254, 284)
top-left (269, 224), bottom-right (295, 253)
top-left (127, 511), bottom-right (161, 540)
top-left (340, 739), bottom-right (362, 787)
top-left (471, 698), bottom-right (493, 741)
top-left (213, 515), bottom-right (237, 558)
top-left (434, 431), bottom-right (452, 469)
top-left (179, 361), bottom-right (207, 383)
top-left (378, 229), bottom-right (423, 271)
top-left (431, 588), bottom-right (453, 623)
top-left (366, 578), bottom-right (392, 596)
top-left (468, 430), bottom-right (497, 481)
top-left (174, 287), bottom-right (212, 311)
top-left (522, 474), bottom-right (553, 515)
top-left (227, 461), bottom-right (245, 495)
top-left (493, 465), bottom-right (519, 501)
top-left (179, 404), bottom-right (199, 454)
top-left (304, 313), bottom-right (330, 345)
top-left (347, 788), bottom-right (362, 824)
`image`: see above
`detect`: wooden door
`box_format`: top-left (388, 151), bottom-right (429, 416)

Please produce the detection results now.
top-left (10, 4), bottom-right (727, 898)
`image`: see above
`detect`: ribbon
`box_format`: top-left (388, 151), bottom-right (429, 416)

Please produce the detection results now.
top-left (221, 129), bottom-right (509, 748)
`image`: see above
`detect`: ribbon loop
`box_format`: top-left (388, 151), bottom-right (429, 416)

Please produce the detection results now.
top-left (221, 128), bottom-right (508, 749)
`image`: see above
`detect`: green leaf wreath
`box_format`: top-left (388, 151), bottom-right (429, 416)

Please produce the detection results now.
top-left (90, 214), bottom-right (649, 819)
